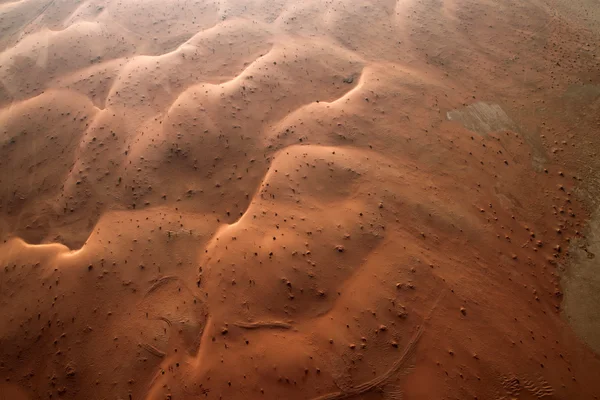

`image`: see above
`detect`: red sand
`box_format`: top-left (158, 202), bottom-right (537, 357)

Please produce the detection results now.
top-left (1, 0), bottom-right (600, 399)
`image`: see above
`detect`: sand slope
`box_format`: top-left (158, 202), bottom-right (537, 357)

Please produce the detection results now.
top-left (1, 0), bottom-right (600, 399)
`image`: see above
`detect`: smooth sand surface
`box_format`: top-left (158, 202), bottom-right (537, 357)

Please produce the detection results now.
top-left (1, 0), bottom-right (600, 399)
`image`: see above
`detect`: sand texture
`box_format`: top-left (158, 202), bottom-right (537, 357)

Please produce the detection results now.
top-left (1, 0), bottom-right (600, 399)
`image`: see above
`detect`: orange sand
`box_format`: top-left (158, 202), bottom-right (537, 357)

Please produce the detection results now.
top-left (1, 0), bottom-right (600, 399)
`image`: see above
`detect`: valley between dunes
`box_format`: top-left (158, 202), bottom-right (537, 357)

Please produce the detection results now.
top-left (1, 0), bottom-right (600, 399)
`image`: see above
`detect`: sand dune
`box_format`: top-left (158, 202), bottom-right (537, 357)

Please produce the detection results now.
top-left (1, 0), bottom-right (600, 399)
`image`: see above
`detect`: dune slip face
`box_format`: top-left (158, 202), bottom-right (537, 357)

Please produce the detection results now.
top-left (1, 0), bottom-right (600, 399)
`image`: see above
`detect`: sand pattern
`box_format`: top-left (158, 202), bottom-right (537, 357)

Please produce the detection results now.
top-left (1, 0), bottom-right (600, 399)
